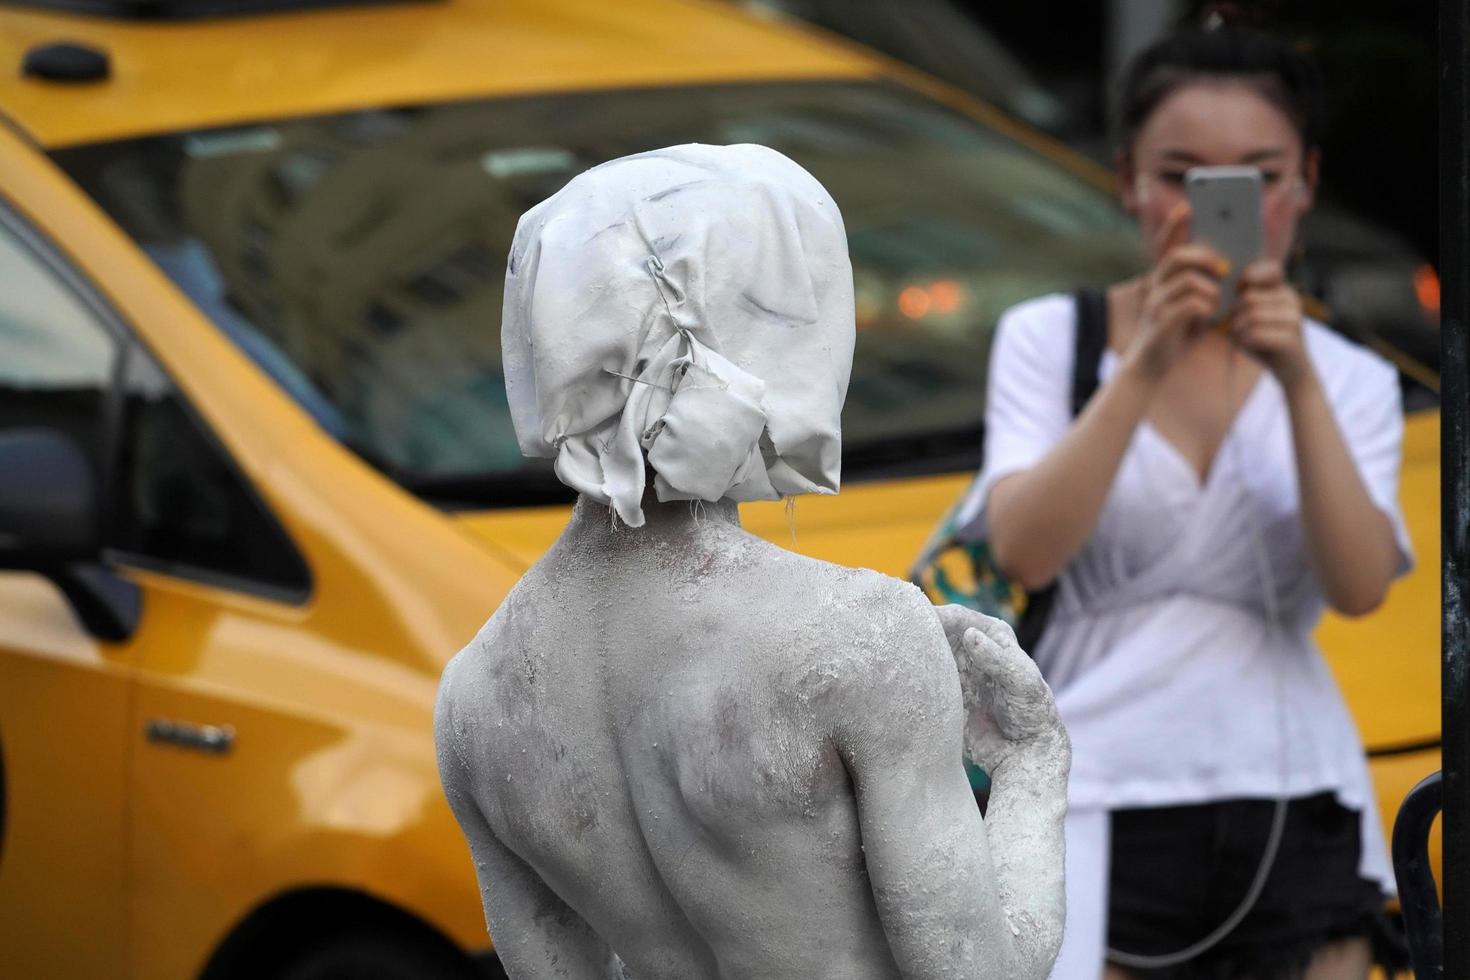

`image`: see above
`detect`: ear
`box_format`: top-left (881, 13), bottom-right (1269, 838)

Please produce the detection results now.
top-left (1117, 149), bottom-right (1140, 216)
top-left (1297, 148), bottom-right (1321, 213)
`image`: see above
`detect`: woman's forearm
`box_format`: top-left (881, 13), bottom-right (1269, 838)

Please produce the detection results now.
top-left (1283, 370), bottom-right (1401, 616)
top-left (988, 363), bottom-right (1158, 589)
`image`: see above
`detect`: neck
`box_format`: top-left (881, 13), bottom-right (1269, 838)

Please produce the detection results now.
top-left (566, 492), bottom-right (741, 544)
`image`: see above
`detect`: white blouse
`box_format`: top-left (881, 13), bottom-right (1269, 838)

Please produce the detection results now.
top-left (958, 293), bottom-right (1413, 903)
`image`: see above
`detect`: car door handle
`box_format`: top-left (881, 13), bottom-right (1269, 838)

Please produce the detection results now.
top-left (145, 719), bottom-right (235, 755)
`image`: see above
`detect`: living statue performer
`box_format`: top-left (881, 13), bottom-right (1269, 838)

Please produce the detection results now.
top-left (434, 143), bottom-right (1071, 980)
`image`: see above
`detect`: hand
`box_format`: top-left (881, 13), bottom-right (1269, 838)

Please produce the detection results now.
top-left (1233, 259), bottom-right (1312, 390)
top-left (1124, 203), bottom-right (1229, 381)
top-left (934, 606), bottom-right (1066, 775)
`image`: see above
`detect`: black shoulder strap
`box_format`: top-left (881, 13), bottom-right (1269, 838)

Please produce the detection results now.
top-left (1014, 288), bottom-right (1108, 655)
top-left (1071, 287), bottom-right (1108, 417)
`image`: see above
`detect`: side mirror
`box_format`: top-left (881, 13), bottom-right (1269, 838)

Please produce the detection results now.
top-left (0, 428), bottom-right (100, 565)
top-left (0, 429), bottom-right (138, 642)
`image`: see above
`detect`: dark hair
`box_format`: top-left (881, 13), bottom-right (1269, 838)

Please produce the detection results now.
top-left (1115, 27), bottom-right (1325, 159)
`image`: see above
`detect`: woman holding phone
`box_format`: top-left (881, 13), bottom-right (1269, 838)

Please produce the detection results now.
top-left (959, 25), bottom-right (1412, 980)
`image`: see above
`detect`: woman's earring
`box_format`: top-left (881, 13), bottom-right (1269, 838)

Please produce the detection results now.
top-left (1134, 173), bottom-right (1153, 205)
top-left (1121, 173), bottom-right (1147, 217)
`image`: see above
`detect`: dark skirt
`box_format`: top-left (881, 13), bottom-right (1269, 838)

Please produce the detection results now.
top-left (1106, 793), bottom-right (1408, 979)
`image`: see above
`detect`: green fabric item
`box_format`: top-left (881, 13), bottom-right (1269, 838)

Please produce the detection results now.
top-left (908, 497), bottom-right (1020, 622)
top-left (965, 759), bottom-right (991, 795)
top-left (911, 497), bottom-right (1009, 803)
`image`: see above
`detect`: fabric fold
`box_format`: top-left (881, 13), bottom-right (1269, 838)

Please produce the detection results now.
top-left (501, 143), bottom-right (855, 526)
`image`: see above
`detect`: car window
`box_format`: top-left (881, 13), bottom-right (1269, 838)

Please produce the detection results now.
top-left (0, 213), bottom-right (118, 487)
top-left (0, 204), bottom-right (308, 599)
top-left (53, 80), bottom-right (1145, 507)
top-left (109, 348), bottom-right (311, 600)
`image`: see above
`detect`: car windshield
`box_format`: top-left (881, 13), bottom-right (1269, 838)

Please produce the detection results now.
top-left (53, 80), bottom-right (1143, 507)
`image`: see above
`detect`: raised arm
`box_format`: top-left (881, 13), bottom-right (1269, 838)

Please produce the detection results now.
top-left (1279, 368), bottom-right (1401, 614)
top-left (986, 349), bottom-right (1157, 588)
top-left (1232, 259), bottom-right (1403, 615)
top-left (987, 206), bottom-right (1224, 588)
top-left (933, 604), bottom-right (1071, 975)
top-left (832, 585), bottom-right (1069, 979)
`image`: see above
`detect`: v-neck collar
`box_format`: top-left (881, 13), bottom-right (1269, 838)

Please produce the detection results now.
top-left (1100, 349), bottom-right (1272, 493)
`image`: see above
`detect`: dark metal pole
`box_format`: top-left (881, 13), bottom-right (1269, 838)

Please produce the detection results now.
top-left (1442, 0), bottom-right (1469, 975)
top-left (1395, 772), bottom-right (1446, 972)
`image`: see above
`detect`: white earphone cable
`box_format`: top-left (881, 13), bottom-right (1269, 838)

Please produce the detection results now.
top-left (1105, 326), bottom-right (1293, 971)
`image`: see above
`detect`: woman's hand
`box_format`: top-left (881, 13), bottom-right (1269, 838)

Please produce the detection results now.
top-left (1123, 203), bottom-right (1228, 381)
top-left (1233, 259), bottom-right (1312, 390)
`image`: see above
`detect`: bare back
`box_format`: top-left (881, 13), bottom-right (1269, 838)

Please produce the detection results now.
top-left (436, 498), bottom-right (1069, 979)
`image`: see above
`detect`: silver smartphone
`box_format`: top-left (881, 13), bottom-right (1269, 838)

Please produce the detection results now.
top-left (1186, 166), bottom-right (1264, 319)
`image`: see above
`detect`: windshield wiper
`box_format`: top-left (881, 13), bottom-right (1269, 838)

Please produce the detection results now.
top-left (400, 469), bottom-right (576, 510)
top-left (841, 424), bottom-right (983, 482)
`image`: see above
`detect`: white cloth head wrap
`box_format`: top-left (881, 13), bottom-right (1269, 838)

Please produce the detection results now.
top-left (502, 143), bottom-right (855, 527)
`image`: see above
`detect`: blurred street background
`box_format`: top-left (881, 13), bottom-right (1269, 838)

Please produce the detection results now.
top-left (745, 0), bottom-right (1441, 369)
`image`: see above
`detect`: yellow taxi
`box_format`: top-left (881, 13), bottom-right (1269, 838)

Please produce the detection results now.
top-left (0, 0), bottom-right (1440, 976)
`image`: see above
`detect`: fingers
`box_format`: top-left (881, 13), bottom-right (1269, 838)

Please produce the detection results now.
top-left (1148, 258), bottom-right (1223, 326)
top-left (1129, 206), bottom-right (1236, 379)
top-left (958, 625), bottom-right (1031, 693)
top-left (1148, 244), bottom-right (1227, 335)
top-left (1151, 200), bottom-right (1224, 284)
top-left (1239, 258), bottom-right (1285, 289)
top-left (961, 625), bottom-right (1033, 688)
top-left (965, 613), bottom-right (1022, 654)
top-left (1234, 262), bottom-right (1293, 326)
top-left (1159, 295), bottom-right (1219, 333)
top-left (1155, 244), bottom-right (1229, 285)
top-left (934, 604), bottom-right (1005, 651)
top-left (1155, 201), bottom-right (1192, 256)
top-left (1232, 309), bottom-right (1301, 352)
top-left (1236, 295), bottom-right (1299, 327)
top-left (1152, 269), bottom-right (1221, 311)
top-left (1145, 281), bottom-right (1218, 347)
top-left (961, 626), bottom-right (1059, 738)
top-left (1230, 281), bottom-right (1309, 386)
top-left (1233, 280), bottom-right (1301, 339)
